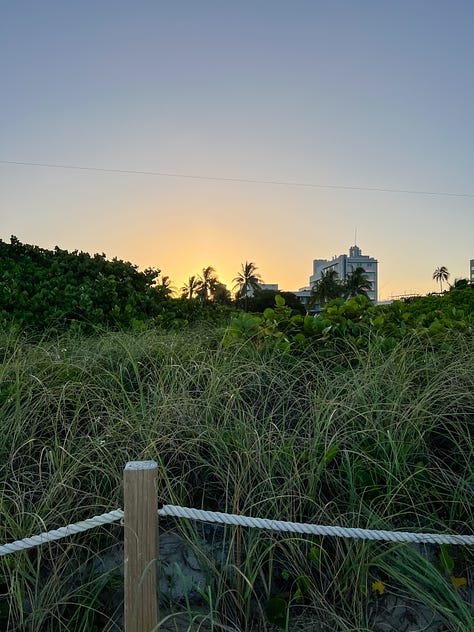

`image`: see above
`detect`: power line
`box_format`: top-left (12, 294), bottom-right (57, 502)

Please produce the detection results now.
top-left (1, 159), bottom-right (473, 199)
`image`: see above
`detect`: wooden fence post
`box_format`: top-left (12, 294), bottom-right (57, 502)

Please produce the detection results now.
top-left (124, 460), bottom-right (158, 632)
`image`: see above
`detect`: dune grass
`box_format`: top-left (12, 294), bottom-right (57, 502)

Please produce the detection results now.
top-left (0, 324), bottom-right (473, 630)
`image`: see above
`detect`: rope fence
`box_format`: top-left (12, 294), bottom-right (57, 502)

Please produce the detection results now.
top-left (158, 505), bottom-right (474, 546)
top-left (0, 505), bottom-right (474, 557)
top-left (3, 503), bottom-right (474, 558)
top-left (1, 460), bottom-right (474, 631)
top-left (0, 509), bottom-right (124, 557)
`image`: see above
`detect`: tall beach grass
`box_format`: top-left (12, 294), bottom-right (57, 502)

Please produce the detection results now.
top-left (0, 324), bottom-right (473, 630)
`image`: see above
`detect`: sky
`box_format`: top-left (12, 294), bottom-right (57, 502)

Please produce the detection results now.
top-left (1, 1), bottom-right (473, 300)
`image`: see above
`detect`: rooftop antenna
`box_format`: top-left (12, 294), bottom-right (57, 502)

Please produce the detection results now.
top-left (354, 227), bottom-right (357, 246)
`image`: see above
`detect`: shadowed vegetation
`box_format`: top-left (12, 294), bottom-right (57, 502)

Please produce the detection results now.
top-left (0, 318), bottom-right (473, 630)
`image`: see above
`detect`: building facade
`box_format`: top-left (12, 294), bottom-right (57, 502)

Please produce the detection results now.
top-left (471, 259), bottom-right (474, 284)
top-left (244, 282), bottom-right (279, 298)
top-left (309, 245), bottom-right (378, 302)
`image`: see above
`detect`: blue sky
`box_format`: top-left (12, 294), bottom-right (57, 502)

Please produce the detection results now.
top-left (1, 1), bottom-right (473, 299)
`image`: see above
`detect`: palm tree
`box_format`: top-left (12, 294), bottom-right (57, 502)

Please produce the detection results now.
top-left (156, 274), bottom-right (174, 298)
top-left (233, 261), bottom-right (262, 311)
top-left (181, 275), bottom-right (199, 300)
top-left (344, 267), bottom-right (372, 299)
top-left (310, 269), bottom-right (342, 308)
top-left (196, 266), bottom-right (219, 303)
top-left (433, 266), bottom-right (450, 293)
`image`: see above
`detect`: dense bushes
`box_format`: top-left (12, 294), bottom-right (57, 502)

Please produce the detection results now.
top-left (1, 237), bottom-right (474, 628)
top-left (0, 236), bottom-right (232, 332)
top-left (224, 286), bottom-right (474, 352)
top-left (0, 236), bottom-right (169, 330)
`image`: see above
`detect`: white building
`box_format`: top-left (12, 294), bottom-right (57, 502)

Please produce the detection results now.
top-left (242, 282), bottom-right (279, 298)
top-left (259, 283), bottom-right (279, 292)
top-left (309, 245), bottom-right (378, 302)
top-left (470, 259), bottom-right (474, 283)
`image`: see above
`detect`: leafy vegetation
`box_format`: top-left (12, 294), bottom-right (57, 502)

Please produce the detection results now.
top-left (0, 311), bottom-right (473, 630)
top-left (1, 238), bottom-right (474, 630)
top-left (309, 266), bottom-right (373, 309)
top-left (0, 236), bottom-right (169, 331)
top-left (224, 285), bottom-right (474, 353)
top-left (244, 289), bottom-right (305, 315)
top-left (344, 266), bottom-right (373, 299)
top-left (309, 268), bottom-right (342, 307)
top-left (0, 237), bottom-right (233, 333)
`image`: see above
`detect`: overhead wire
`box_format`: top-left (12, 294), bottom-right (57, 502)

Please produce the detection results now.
top-left (1, 159), bottom-right (473, 199)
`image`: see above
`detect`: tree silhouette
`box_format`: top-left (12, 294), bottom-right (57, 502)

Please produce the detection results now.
top-left (233, 261), bottom-right (262, 311)
top-left (433, 266), bottom-right (450, 293)
top-left (181, 275), bottom-right (200, 300)
top-left (213, 282), bottom-right (232, 305)
top-left (156, 274), bottom-right (174, 298)
top-left (344, 267), bottom-right (372, 299)
top-left (196, 266), bottom-right (220, 303)
top-left (310, 269), bottom-right (342, 308)
top-left (453, 278), bottom-right (470, 290)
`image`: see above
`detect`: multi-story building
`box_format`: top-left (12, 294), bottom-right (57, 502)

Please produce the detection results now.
top-left (470, 259), bottom-right (474, 283)
top-left (308, 245), bottom-right (378, 302)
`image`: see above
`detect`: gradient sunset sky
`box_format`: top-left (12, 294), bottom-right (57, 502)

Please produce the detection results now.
top-left (1, 1), bottom-right (473, 300)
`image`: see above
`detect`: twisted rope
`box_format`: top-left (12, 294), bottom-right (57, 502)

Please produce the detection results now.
top-left (158, 505), bottom-right (474, 546)
top-left (0, 509), bottom-right (124, 557)
top-left (2, 504), bottom-right (474, 557)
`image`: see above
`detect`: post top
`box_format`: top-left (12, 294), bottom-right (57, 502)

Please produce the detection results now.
top-left (124, 460), bottom-right (158, 471)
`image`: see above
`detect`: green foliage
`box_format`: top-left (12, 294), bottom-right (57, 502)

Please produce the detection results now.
top-left (224, 287), bottom-right (474, 353)
top-left (264, 596), bottom-right (288, 628)
top-left (245, 289), bottom-right (305, 314)
top-left (223, 294), bottom-right (307, 352)
top-left (310, 268), bottom-right (343, 307)
top-left (0, 236), bottom-right (167, 331)
top-left (438, 545), bottom-right (455, 575)
top-left (309, 265), bottom-right (373, 308)
top-left (0, 237), bottom-right (234, 333)
top-left (1, 325), bottom-right (474, 629)
top-left (1, 255), bottom-right (474, 629)
top-left (344, 266), bottom-right (373, 299)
